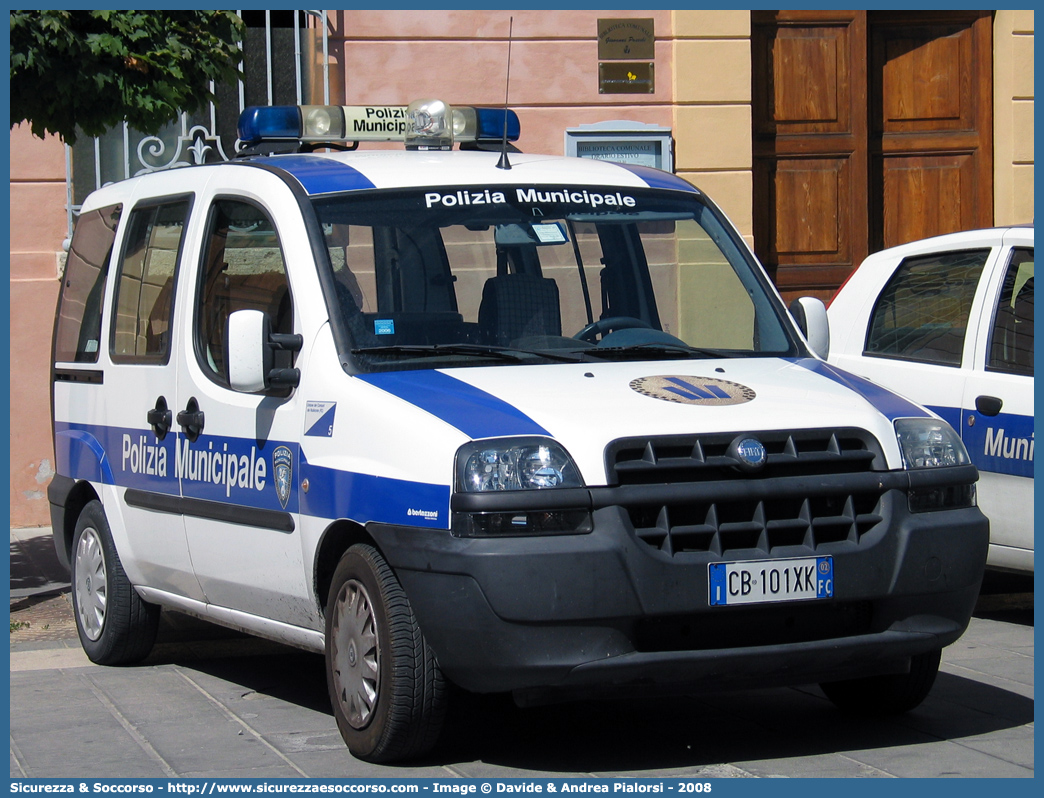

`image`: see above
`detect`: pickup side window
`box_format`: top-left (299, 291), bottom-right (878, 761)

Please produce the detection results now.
top-left (110, 200), bottom-right (190, 364)
top-left (864, 249), bottom-right (989, 366)
top-left (987, 248), bottom-right (1034, 376)
top-left (196, 199), bottom-right (293, 385)
top-left (53, 203), bottom-right (122, 363)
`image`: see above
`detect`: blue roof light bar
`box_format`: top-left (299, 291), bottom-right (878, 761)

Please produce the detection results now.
top-left (237, 101), bottom-right (521, 149)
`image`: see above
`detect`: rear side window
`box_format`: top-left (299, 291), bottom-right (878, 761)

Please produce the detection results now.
top-left (110, 200), bottom-right (191, 363)
top-left (987, 248), bottom-right (1034, 376)
top-left (865, 249), bottom-right (989, 366)
top-left (53, 203), bottom-right (121, 363)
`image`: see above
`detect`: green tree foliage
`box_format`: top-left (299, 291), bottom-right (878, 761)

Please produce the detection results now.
top-left (10, 10), bottom-right (245, 144)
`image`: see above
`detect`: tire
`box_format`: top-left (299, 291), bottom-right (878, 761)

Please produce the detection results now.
top-left (70, 500), bottom-right (160, 665)
top-left (820, 648), bottom-right (942, 716)
top-left (325, 544), bottom-right (447, 763)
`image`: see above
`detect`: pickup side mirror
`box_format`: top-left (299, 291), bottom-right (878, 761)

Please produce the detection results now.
top-left (227, 309), bottom-right (303, 393)
top-left (789, 297), bottom-right (830, 360)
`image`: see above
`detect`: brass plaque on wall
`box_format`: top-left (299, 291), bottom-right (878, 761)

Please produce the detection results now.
top-left (599, 63), bottom-right (655, 94)
top-left (598, 18), bottom-right (655, 60)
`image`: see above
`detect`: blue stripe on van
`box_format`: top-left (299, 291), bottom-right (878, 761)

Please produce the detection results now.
top-left (356, 370), bottom-right (550, 439)
top-left (616, 164), bottom-right (699, 193)
top-left (255, 155), bottom-right (376, 195)
top-left (789, 359), bottom-right (930, 422)
top-left (54, 425), bottom-right (116, 486)
top-left (52, 420), bottom-right (452, 527)
top-left (300, 452), bottom-right (450, 528)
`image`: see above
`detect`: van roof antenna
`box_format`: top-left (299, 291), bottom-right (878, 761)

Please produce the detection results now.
top-left (496, 17), bottom-right (514, 170)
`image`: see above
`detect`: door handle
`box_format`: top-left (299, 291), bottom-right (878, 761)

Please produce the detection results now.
top-left (975, 395), bottom-right (1003, 417)
top-left (176, 397), bottom-right (205, 442)
top-left (146, 396), bottom-right (172, 440)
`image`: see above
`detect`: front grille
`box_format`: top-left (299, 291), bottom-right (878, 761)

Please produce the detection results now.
top-left (607, 428), bottom-right (884, 486)
top-left (606, 429), bottom-right (888, 557)
top-left (625, 492), bottom-right (885, 556)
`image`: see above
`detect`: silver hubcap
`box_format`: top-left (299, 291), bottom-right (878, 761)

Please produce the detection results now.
top-left (331, 579), bottom-right (380, 729)
top-left (74, 527), bottom-right (107, 641)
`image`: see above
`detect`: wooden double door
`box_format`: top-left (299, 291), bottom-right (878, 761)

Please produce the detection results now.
top-left (752, 10), bottom-right (994, 301)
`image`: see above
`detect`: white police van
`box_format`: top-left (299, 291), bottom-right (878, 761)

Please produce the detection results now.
top-left (50, 100), bottom-right (989, 762)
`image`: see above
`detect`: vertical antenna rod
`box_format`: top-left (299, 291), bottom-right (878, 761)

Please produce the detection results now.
top-left (496, 16), bottom-right (514, 170)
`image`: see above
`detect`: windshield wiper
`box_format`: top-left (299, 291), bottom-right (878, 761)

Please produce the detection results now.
top-left (351, 344), bottom-right (583, 364)
top-left (352, 344), bottom-right (526, 363)
top-left (580, 343), bottom-right (730, 361)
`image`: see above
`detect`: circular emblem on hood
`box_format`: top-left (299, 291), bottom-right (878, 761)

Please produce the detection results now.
top-left (629, 375), bottom-right (756, 406)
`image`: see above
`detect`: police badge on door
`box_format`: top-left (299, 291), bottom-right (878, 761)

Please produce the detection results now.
top-left (273, 446), bottom-right (293, 509)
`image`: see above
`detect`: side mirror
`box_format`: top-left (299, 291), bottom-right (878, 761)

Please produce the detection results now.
top-left (789, 297), bottom-right (830, 360)
top-left (227, 309), bottom-right (303, 392)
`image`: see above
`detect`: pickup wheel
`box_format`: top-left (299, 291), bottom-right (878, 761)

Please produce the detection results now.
top-left (820, 648), bottom-right (942, 715)
top-left (325, 544), bottom-right (447, 762)
top-left (71, 500), bottom-right (159, 665)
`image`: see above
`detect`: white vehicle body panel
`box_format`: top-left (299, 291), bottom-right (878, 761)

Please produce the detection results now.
top-left (828, 227), bottom-right (1034, 572)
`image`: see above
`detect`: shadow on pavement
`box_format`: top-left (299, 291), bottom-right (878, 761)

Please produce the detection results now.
top-left (975, 570), bottom-right (1034, 627)
top-left (10, 528), bottom-right (1033, 772)
top-left (423, 673), bottom-right (1034, 773)
top-left (158, 638), bottom-right (1033, 773)
top-left (10, 533), bottom-right (69, 596)
top-left (137, 610), bottom-right (333, 716)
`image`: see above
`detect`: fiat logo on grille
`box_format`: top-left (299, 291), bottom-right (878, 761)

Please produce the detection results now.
top-left (730, 436), bottom-right (767, 472)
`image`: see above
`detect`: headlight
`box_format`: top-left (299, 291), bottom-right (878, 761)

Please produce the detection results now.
top-left (457, 438), bottom-right (583, 492)
top-left (453, 438), bottom-right (589, 537)
top-left (894, 418), bottom-right (970, 469)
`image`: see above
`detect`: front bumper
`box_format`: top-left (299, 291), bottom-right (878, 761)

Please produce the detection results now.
top-left (369, 475), bottom-right (988, 698)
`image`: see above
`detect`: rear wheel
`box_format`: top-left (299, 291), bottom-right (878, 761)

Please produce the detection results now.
top-left (71, 501), bottom-right (159, 664)
top-left (820, 648), bottom-right (942, 715)
top-left (325, 544), bottom-right (447, 762)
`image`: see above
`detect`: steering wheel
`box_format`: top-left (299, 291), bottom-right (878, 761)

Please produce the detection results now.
top-left (574, 316), bottom-right (652, 343)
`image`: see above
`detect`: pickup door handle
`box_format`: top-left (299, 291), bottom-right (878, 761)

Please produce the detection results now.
top-left (975, 395), bottom-right (1003, 417)
top-left (176, 397), bottom-right (205, 442)
top-left (146, 396), bottom-right (172, 440)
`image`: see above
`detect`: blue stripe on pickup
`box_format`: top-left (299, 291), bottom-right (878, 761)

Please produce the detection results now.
top-left (356, 370), bottom-right (550, 439)
top-left (935, 405), bottom-right (1034, 480)
top-left (927, 404), bottom-right (961, 431)
top-left (789, 359), bottom-right (929, 422)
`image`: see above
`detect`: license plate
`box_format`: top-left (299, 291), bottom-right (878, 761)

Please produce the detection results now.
top-left (708, 556), bottom-right (833, 606)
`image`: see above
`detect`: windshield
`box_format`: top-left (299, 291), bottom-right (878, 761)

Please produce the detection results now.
top-left (311, 185), bottom-right (800, 371)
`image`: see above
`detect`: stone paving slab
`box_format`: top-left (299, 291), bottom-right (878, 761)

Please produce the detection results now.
top-left (8, 526), bottom-right (1035, 779)
top-left (835, 738), bottom-right (1033, 778)
top-left (9, 635), bottom-right (1034, 778)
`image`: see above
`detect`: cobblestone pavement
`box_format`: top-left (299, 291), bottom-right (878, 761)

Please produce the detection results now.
top-left (10, 592), bottom-right (78, 642)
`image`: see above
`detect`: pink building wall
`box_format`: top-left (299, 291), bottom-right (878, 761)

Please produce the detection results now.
top-left (9, 124), bottom-right (67, 526)
top-left (330, 10), bottom-right (675, 155)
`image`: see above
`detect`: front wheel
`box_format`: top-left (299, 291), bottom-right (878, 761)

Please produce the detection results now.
top-left (325, 544), bottom-right (447, 762)
top-left (820, 648), bottom-right (942, 715)
top-left (70, 500), bottom-right (159, 665)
